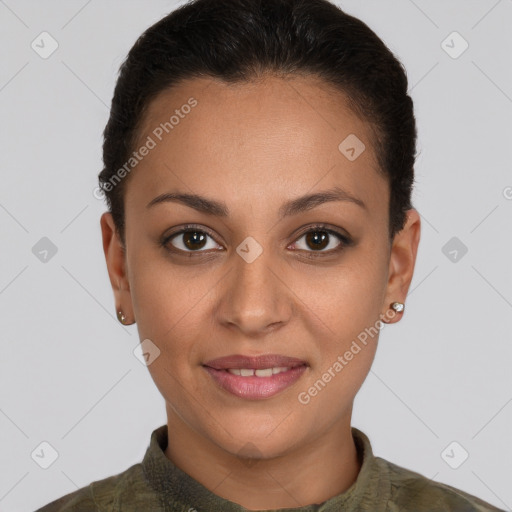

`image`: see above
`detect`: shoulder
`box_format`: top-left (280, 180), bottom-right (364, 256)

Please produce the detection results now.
top-left (375, 456), bottom-right (505, 512)
top-left (35, 485), bottom-right (97, 512)
top-left (35, 462), bottom-right (162, 512)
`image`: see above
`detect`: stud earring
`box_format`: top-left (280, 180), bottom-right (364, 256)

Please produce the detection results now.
top-left (390, 302), bottom-right (404, 313)
top-left (117, 310), bottom-right (127, 324)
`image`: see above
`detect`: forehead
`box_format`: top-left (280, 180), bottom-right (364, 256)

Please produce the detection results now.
top-left (127, 74), bottom-right (386, 216)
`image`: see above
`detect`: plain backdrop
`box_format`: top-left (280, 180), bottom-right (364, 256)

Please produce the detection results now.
top-left (1, 1), bottom-right (511, 511)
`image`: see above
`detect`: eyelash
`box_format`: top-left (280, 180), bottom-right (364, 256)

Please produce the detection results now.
top-left (160, 223), bottom-right (352, 258)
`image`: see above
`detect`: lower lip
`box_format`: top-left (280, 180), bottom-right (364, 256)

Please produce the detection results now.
top-left (203, 365), bottom-right (308, 400)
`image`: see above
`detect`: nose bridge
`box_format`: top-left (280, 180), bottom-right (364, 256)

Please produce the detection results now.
top-left (218, 238), bottom-right (290, 334)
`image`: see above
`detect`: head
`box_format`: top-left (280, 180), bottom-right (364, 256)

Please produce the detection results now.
top-left (100, 0), bottom-right (420, 458)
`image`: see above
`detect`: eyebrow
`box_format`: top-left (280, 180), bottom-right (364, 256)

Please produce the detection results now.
top-left (146, 186), bottom-right (366, 218)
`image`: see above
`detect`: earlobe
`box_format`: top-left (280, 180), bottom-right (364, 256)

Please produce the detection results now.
top-left (382, 209), bottom-right (421, 324)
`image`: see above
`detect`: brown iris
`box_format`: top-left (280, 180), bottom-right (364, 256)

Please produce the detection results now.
top-left (305, 231), bottom-right (329, 250)
top-left (183, 231), bottom-right (207, 250)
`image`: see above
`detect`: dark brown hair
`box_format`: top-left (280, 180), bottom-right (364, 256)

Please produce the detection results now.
top-left (99, 0), bottom-right (417, 245)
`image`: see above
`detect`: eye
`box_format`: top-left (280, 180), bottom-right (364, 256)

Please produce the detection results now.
top-left (163, 226), bottom-right (223, 253)
top-left (291, 225), bottom-right (350, 254)
top-left (161, 223), bottom-right (352, 256)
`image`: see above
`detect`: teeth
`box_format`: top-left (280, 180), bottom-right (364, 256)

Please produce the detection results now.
top-left (227, 366), bottom-right (291, 377)
top-left (255, 368), bottom-right (273, 377)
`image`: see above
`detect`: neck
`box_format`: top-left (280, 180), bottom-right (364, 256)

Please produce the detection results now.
top-left (163, 405), bottom-right (361, 510)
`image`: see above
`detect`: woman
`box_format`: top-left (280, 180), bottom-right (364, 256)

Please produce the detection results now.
top-left (37, 0), bottom-right (504, 510)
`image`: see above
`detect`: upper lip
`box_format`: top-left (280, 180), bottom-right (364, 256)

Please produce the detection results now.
top-left (203, 354), bottom-right (308, 370)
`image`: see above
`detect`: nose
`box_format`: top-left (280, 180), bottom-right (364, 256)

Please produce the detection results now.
top-left (215, 242), bottom-right (293, 338)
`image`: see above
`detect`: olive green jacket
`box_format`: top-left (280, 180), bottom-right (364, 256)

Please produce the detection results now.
top-left (36, 425), bottom-right (505, 511)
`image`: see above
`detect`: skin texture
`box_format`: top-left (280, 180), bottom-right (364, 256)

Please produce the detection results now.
top-left (100, 74), bottom-right (421, 510)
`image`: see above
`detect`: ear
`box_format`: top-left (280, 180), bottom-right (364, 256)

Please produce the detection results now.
top-left (381, 208), bottom-right (421, 324)
top-left (100, 212), bottom-right (135, 324)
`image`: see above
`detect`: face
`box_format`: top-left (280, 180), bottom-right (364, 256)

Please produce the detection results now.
top-left (101, 74), bottom-right (420, 459)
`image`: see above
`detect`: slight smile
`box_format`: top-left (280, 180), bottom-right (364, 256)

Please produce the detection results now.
top-left (202, 354), bottom-right (309, 400)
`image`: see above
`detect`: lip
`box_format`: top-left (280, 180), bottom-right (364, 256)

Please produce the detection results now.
top-left (202, 354), bottom-right (308, 400)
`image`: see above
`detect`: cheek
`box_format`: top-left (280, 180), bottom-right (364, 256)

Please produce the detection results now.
top-left (296, 252), bottom-right (388, 342)
top-left (128, 260), bottom-right (205, 404)
top-left (295, 264), bottom-right (385, 417)
top-left (128, 246), bottom-right (204, 340)
top-left (293, 244), bottom-right (388, 403)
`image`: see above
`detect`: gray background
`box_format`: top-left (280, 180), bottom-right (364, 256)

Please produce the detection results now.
top-left (1, 1), bottom-right (511, 510)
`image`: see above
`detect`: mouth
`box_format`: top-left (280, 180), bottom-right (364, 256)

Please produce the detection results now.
top-left (202, 354), bottom-right (309, 400)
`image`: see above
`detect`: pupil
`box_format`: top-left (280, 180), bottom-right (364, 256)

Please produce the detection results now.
top-left (306, 231), bottom-right (328, 250)
top-left (184, 231), bottom-right (206, 250)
